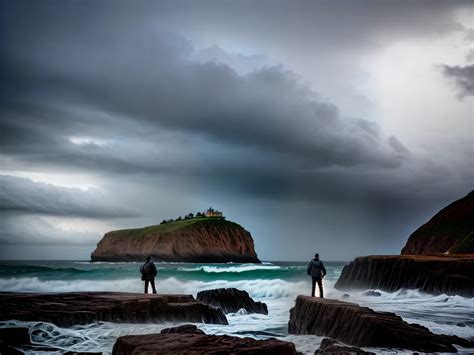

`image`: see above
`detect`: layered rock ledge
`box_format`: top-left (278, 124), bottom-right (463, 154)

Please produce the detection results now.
top-left (334, 255), bottom-right (474, 297)
top-left (288, 296), bottom-right (474, 352)
top-left (113, 331), bottom-right (298, 355)
top-left (91, 218), bottom-right (261, 263)
top-left (197, 288), bottom-right (268, 314)
top-left (0, 292), bottom-right (227, 327)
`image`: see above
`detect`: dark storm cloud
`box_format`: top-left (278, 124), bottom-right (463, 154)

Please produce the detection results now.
top-left (0, 175), bottom-right (137, 218)
top-left (441, 64), bottom-right (474, 98)
top-left (0, 1), bottom-right (472, 258)
top-left (0, 0), bottom-right (409, 178)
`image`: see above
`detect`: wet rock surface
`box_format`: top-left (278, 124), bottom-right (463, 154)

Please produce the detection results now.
top-left (288, 296), bottom-right (474, 353)
top-left (112, 332), bottom-right (299, 355)
top-left (160, 324), bottom-right (205, 335)
top-left (0, 292), bottom-right (228, 327)
top-left (315, 338), bottom-right (375, 354)
top-left (197, 288), bottom-right (268, 314)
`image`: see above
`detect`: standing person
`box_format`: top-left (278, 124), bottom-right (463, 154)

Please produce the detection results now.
top-left (140, 256), bottom-right (157, 294)
top-left (307, 253), bottom-right (327, 298)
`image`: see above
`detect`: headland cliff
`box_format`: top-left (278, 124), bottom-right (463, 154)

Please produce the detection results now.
top-left (91, 217), bottom-right (261, 263)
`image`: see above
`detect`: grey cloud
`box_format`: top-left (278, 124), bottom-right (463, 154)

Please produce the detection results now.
top-left (1, 7), bottom-right (407, 174)
top-left (0, 175), bottom-right (137, 218)
top-left (441, 64), bottom-right (474, 98)
top-left (0, 213), bottom-right (100, 246)
top-left (466, 49), bottom-right (474, 62)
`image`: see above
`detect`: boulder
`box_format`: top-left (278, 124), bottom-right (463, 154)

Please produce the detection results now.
top-left (0, 292), bottom-right (227, 327)
top-left (160, 324), bottom-right (205, 335)
top-left (315, 338), bottom-right (375, 354)
top-left (288, 296), bottom-right (474, 353)
top-left (362, 290), bottom-right (381, 297)
top-left (112, 333), bottom-right (299, 354)
top-left (197, 288), bottom-right (268, 314)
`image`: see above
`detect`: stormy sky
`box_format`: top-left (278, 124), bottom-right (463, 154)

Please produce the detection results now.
top-left (1, 0), bottom-right (473, 261)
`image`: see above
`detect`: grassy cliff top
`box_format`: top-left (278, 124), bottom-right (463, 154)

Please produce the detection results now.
top-left (108, 217), bottom-right (241, 238)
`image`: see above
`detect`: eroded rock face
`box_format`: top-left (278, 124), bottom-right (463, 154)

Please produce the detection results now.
top-left (288, 296), bottom-right (474, 353)
top-left (196, 288), bottom-right (268, 315)
top-left (112, 333), bottom-right (299, 355)
top-left (0, 292), bottom-right (228, 327)
top-left (334, 255), bottom-right (474, 297)
top-left (91, 219), bottom-right (261, 263)
top-left (401, 190), bottom-right (474, 255)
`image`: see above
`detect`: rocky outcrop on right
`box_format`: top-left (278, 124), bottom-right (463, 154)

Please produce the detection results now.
top-left (197, 288), bottom-right (268, 314)
top-left (334, 254), bottom-right (474, 297)
top-left (402, 190), bottom-right (474, 255)
top-left (288, 296), bottom-right (474, 353)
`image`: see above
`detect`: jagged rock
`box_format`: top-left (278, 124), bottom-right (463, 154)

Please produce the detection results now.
top-left (160, 324), bottom-right (205, 335)
top-left (362, 290), bottom-right (381, 297)
top-left (112, 333), bottom-right (299, 354)
top-left (402, 190), bottom-right (474, 255)
top-left (0, 292), bottom-right (227, 327)
top-left (315, 338), bottom-right (375, 354)
top-left (196, 288), bottom-right (268, 314)
top-left (288, 296), bottom-right (474, 353)
top-left (91, 218), bottom-right (261, 263)
top-left (342, 293), bottom-right (350, 299)
top-left (335, 255), bottom-right (474, 297)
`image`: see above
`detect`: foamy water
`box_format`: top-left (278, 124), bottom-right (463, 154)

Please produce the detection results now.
top-left (0, 261), bottom-right (473, 354)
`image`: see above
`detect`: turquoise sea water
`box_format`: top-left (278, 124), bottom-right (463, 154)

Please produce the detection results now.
top-left (0, 260), bottom-right (473, 354)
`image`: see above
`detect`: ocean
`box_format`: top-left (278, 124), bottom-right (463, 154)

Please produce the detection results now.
top-left (0, 260), bottom-right (473, 354)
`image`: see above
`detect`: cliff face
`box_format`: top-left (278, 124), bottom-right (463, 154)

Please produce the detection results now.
top-left (401, 191), bottom-right (474, 255)
top-left (91, 218), bottom-right (261, 263)
top-left (288, 296), bottom-right (473, 352)
top-left (334, 255), bottom-right (474, 297)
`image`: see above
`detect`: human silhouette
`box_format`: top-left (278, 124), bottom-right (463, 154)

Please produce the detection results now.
top-left (140, 256), bottom-right (157, 294)
top-left (307, 253), bottom-right (327, 298)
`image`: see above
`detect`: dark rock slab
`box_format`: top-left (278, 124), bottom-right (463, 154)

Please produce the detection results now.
top-left (335, 255), bottom-right (474, 297)
top-left (197, 288), bottom-right (268, 314)
top-left (0, 292), bottom-right (227, 327)
top-left (112, 333), bottom-right (298, 354)
top-left (160, 324), bottom-right (205, 335)
top-left (315, 338), bottom-right (375, 354)
top-left (288, 296), bottom-right (474, 353)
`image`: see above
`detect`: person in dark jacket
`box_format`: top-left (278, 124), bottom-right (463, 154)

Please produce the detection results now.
top-left (140, 256), bottom-right (158, 294)
top-left (307, 253), bottom-right (327, 298)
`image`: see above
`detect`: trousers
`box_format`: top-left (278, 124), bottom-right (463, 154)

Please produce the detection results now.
top-left (311, 277), bottom-right (323, 298)
top-left (144, 279), bottom-right (157, 294)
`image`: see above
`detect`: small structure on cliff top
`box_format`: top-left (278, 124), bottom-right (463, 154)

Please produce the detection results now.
top-left (205, 207), bottom-right (223, 218)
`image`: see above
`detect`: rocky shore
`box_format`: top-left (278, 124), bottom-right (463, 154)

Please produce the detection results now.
top-left (0, 292), bottom-right (228, 326)
top-left (334, 254), bottom-right (474, 297)
top-left (288, 296), bottom-right (474, 352)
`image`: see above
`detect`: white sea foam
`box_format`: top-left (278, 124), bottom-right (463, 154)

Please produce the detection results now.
top-left (177, 264), bottom-right (282, 273)
top-left (0, 276), bottom-right (309, 299)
